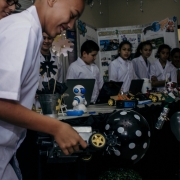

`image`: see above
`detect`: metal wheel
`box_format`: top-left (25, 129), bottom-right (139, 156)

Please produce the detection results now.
top-left (89, 133), bottom-right (106, 149)
top-left (152, 95), bottom-right (158, 102)
top-left (108, 98), bottom-right (115, 106)
top-left (149, 94), bottom-right (153, 99)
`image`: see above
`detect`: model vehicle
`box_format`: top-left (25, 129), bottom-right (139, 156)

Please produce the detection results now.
top-left (147, 91), bottom-right (175, 103)
top-left (108, 93), bottom-right (130, 106)
top-left (37, 126), bottom-right (106, 162)
top-left (108, 92), bottom-right (150, 106)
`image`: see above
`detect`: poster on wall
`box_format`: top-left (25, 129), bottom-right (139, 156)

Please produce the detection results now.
top-left (97, 27), bottom-right (142, 81)
top-left (77, 17), bottom-right (179, 82)
top-left (96, 16), bottom-right (179, 81)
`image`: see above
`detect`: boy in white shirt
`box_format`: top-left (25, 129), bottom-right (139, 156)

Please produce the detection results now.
top-left (0, 0), bottom-right (87, 179)
top-left (66, 40), bottom-right (104, 103)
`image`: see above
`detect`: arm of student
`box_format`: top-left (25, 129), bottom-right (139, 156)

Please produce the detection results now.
top-left (66, 65), bottom-right (76, 79)
top-left (0, 98), bottom-right (87, 155)
top-left (151, 76), bottom-right (165, 87)
top-left (177, 71), bottom-right (180, 86)
top-left (108, 62), bottom-right (118, 81)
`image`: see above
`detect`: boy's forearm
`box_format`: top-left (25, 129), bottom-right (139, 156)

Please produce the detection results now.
top-left (0, 98), bottom-right (61, 136)
top-left (151, 80), bottom-right (165, 87)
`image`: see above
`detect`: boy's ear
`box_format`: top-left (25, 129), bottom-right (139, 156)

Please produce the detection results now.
top-left (47, 0), bottom-right (57, 7)
top-left (82, 51), bottom-right (87, 57)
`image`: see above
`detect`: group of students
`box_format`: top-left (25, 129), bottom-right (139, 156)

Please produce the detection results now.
top-left (109, 40), bottom-right (180, 92)
top-left (54, 40), bottom-right (180, 105)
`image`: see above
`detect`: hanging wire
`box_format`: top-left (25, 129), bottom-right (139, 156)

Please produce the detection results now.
top-left (99, 0), bottom-right (103, 15)
top-left (140, 0), bottom-right (143, 12)
top-left (127, 0), bottom-right (128, 5)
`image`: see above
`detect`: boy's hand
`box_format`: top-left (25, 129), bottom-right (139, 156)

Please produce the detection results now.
top-left (53, 122), bottom-right (87, 155)
top-left (151, 76), bottom-right (158, 81)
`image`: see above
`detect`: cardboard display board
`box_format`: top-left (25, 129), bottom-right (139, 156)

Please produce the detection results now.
top-left (77, 17), bottom-right (179, 81)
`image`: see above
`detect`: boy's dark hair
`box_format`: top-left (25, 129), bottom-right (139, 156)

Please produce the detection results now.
top-left (171, 48), bottom-right (180, 57)
top-left (155, 44), bottom-right (171, 59)
top-left (81, 40), bottom-right (99, 55)
top-left (134, 41), bottom-right (153, 58)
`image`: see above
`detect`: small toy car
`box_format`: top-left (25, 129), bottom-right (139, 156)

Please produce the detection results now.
top-left (37, 126), bottom-right (106, 162)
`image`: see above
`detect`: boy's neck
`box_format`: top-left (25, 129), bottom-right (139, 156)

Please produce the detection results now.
top-left (81, 57), bottom-right (91, 65)
top-left (41, 49), bottom-right (51, 56)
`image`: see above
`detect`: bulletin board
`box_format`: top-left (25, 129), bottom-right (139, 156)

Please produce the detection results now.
top-left (76, 17), bottom-right (179, 82)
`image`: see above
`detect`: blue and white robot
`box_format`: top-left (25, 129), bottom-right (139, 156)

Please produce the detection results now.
top-left (72, 85), bottom-right (87, 113)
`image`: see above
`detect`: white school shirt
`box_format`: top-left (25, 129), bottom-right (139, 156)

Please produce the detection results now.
top-left (66, 57), bottom-right (104, 103)
top-left (0, 6), bottom-right (42, 180)
top-left (108, 57), bottom-right (137, 92)
top-left (150, 59), bottom-right (177, 91)
top-left (132, 55), bottom-right (151, 79)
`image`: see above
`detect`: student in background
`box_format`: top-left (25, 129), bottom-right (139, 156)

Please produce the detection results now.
top-left (150, 44), bottom-right (177, 91)
top-left (108, 41), bottom-right (137, 92)
top-left (66, 40), bottom-right (103, 103)
top-left (132, 41), bottom-right (153, 79)
top-left (39, 32), bottom-right (63, 89)
top-left (35, 32), bottom-right (63, 109)
top-left (171, 48), bottom-right (180, 86)
top-left (0, 0), bottom-right (20, 19)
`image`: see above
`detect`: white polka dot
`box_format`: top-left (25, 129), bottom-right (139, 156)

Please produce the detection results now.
top-left (105, 124), bottom-right (110, 130)
top-left (135, 130), bottom-right (142, 137)
top-left (134, 114), bottom-right (140, 121)
top-left (114, 150), bottom-right (121, 156)
top-left (120, 111), bottom-right (127, 115)
top-left (129, 143), bottom-right (136, 149)
top-left (117, 127), bottom-right (124, 133)
top-left (141, 154), bottom-right (145, 159)
top-left (143, 142), bottom-right (147, 149)
top-left (131, 155), bottom-right (138, 160)
top-left (148, 131), bottom-right (151, 137)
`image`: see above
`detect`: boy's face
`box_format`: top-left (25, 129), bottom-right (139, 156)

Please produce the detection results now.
top-left (43, 0), bottom-right (84, 38)
top-left (41, 32), bottom-right (54, 52)
top-left (82, 51), bottom-right (98, 65)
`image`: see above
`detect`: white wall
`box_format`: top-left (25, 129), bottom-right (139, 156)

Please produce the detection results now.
top-left (108, 0), bottom-right (180, 27)
top-left (80, 1), bottom-right (109, 28)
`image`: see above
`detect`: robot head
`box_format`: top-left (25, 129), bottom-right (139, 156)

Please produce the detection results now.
top-left (73, 85), bottom-right (86, 96)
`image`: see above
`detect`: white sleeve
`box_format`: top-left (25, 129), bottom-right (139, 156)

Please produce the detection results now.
top-left (108, 62), bottom-right (118, 81)
top-left (66, 64), bottom-right (76, 80)
top-left (0, 25), bottom-right (33, 100)
top-left (96, 67), bottom-right (103, 89)
top-left (149, 63), bottom-right (156, 79)
top-left (132, 59), bottom-right (137, 73)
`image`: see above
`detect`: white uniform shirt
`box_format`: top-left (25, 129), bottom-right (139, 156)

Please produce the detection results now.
top-left (38, 50), bottom-right (63, 90)
top-left (132, 55), bottom-right (151, 79)
top-left (108, 57), bottom-right (137, 92)
top-left (66, 57), bottom-right (103, 103)
top-left (0, 6), bottom-right (42, 180)
top-left (150, 59), bottom-right (177, 91)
